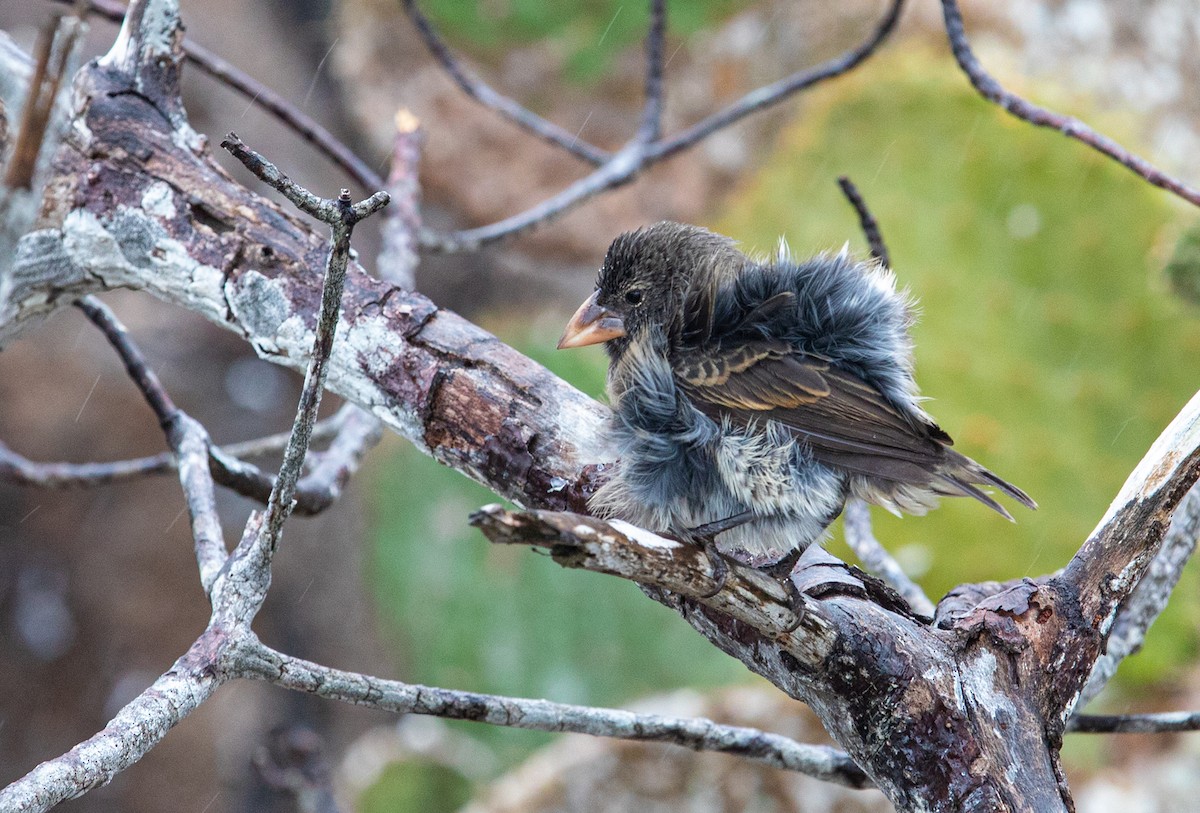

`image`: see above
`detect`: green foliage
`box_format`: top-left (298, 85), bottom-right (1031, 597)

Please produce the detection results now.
top-left (719, 48), bottom-right (1200, 690)
top-left (415, 0), bottom-right (742, 82)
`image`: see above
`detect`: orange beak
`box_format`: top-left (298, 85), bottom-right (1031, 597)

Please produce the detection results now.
top-left (557, 291), bottom-right (626, 349)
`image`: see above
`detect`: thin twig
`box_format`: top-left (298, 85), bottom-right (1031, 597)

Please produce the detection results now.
top-left (68, 0), bottom-right (384, 190)
top-left (5, 10), bottom-right (79, 189)
top-left (219, 133), bottom-right (388, 565)
top-left (419, 0), bottom-right (905, 251)
top-left (842, 500), bottom-right (934, 618)
top-left (836, 176), bottom-right (891, 268)
top-left (637, 0), bottom-right (667, 144)
top-left (401, 0), bottom-right (608, 166)
top-left (75, 297), bottom-right (178, 426)
top-left (1067, 711), bottom-right (1200, 734)
top-left (939, 0), bottom-right (1200, 209)
top-left (377, 108), bottom-right (423, 289)
top-left (236, 638), bottom-right (872, 789)
top-left (645, 0), bottom-right (906, 163)
top-left (0, 415), bottom-right (343, 493)
top-left (73, 296), bottom-right (228, 591)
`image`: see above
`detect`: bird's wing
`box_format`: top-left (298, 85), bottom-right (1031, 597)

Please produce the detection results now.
top-left (674, 340), bottom-right (955, 484)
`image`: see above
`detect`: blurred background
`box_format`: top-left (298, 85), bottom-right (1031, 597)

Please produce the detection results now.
top-left (3, 0), bottom-right (1200, 810)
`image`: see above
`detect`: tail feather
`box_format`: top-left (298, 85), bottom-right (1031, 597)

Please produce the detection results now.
top-left (942, 474), bottom-right (1016, 522)
top-left (938, 449), bottom-right (1037, 519)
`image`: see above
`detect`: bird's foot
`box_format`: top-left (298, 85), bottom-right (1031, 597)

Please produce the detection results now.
top-left (687, 510), bottom-right (755, 540)
top-left (779, 576), bottom-right (808, 633)
top-left (684, 513), bottom-right (753, 599)
top-left (696, 537), bottom-right (730, 599)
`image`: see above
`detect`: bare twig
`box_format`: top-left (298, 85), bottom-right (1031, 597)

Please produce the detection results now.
top-left (74, 296), bottom-right (228, 589)
top-left (1, 5), bottom-right (85, 286)
top-left (842, 500), bottom-right (933, 617)
top-left (377, 108), bottom-right (423, 289)
top-left (4, 10), bottom-right (81, 189)
top-left (234, 638), bottom-right (871, 789)
top-left (401, 0), bottom-right (608, 166)
top-left (644, 0), bottom-right (906, 163)
top-left (0, 412), bottom-right (359, 513)
top-left (940, 0), bottom-right (1200, 209)
top-left (418, 0), bottom-right (906, 252)
top-left (836, 176), bottom-right (891, 268)
top-left (637, 0), bottom-right (667, 144)
top-left (219, 132), bottom-right (388, 566)
top-left (293, 404), bottom-right (383, 508)
top-left (1067, 711), bottom-right (1200, 734)
top-left (75, 296), bottom-right (178, 425)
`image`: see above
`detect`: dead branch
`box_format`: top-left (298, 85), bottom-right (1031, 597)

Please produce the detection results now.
top-left (940, 0), bottom-right (1200, 210)
top-left (415, 0), bottom-right (907, 251)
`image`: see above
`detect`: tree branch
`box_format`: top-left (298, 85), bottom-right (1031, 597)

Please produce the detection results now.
top-left (231, 636), bottom-right (871, 789)
top-left (377, 109), bottom-right (423, 289)
top-left (0, 629), bottom-right (230, 813)
top-left (401, 0), bottom-right (608, 166)
top-left (842, 499), bottom-right (933, 617)
top-left (637, 0), bottom-right (666, 145)
top-left (74, 295), bottom-right (229, 590)
top-left (218, 132), bottom-right (388, 572)
top-left (1062, 388), bottom-right (1200, 667)
top-left (836, 175), bottom-right (891, 268)
top-left (939, 0), bottom-right (1200, 209)
top-left (1077, 481), bottom-right (1200, 707)
top-left (644, 0), bottom-right (905, 163)
top-left (417, 0), bottom-right (906, 251)
top-left (1068, 711), bottom-right (1200, 734)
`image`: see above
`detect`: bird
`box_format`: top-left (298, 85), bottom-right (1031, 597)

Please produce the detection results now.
top-left (557, 221), bottom-right (1035, 576)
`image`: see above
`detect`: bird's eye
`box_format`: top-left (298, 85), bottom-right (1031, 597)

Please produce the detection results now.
top-left (624, 289), bottom-right (644, 305)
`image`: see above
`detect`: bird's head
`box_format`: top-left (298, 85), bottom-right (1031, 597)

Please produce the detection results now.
top-left (558, 222), bottom-right (744, 358)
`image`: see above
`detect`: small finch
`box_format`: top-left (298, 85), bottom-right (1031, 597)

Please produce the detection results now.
top-left (558, 221), bottom-right (1035, 572)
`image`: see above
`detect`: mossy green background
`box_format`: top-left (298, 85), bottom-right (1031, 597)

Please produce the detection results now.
top-left (364, 36), bottom-right (1199, 808)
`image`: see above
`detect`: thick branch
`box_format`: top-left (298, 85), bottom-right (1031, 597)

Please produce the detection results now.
top-left (1062, 389), bottom-right (1200, 650)
top-left (1077, 481), bottom-right (1200, 706)
top-left (471, 505), bottom-right (820, 648)
top-left (842, 499), bottom-right (933, 617)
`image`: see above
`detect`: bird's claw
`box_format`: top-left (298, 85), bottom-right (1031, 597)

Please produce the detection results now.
top-left (696, 537), bottom-right (730, 599)
top-left (779, 576), bottom-right (808, 633)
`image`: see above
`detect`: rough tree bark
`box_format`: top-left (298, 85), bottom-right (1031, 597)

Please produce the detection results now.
top-left (3, 1), bottom-right (1200, 811)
